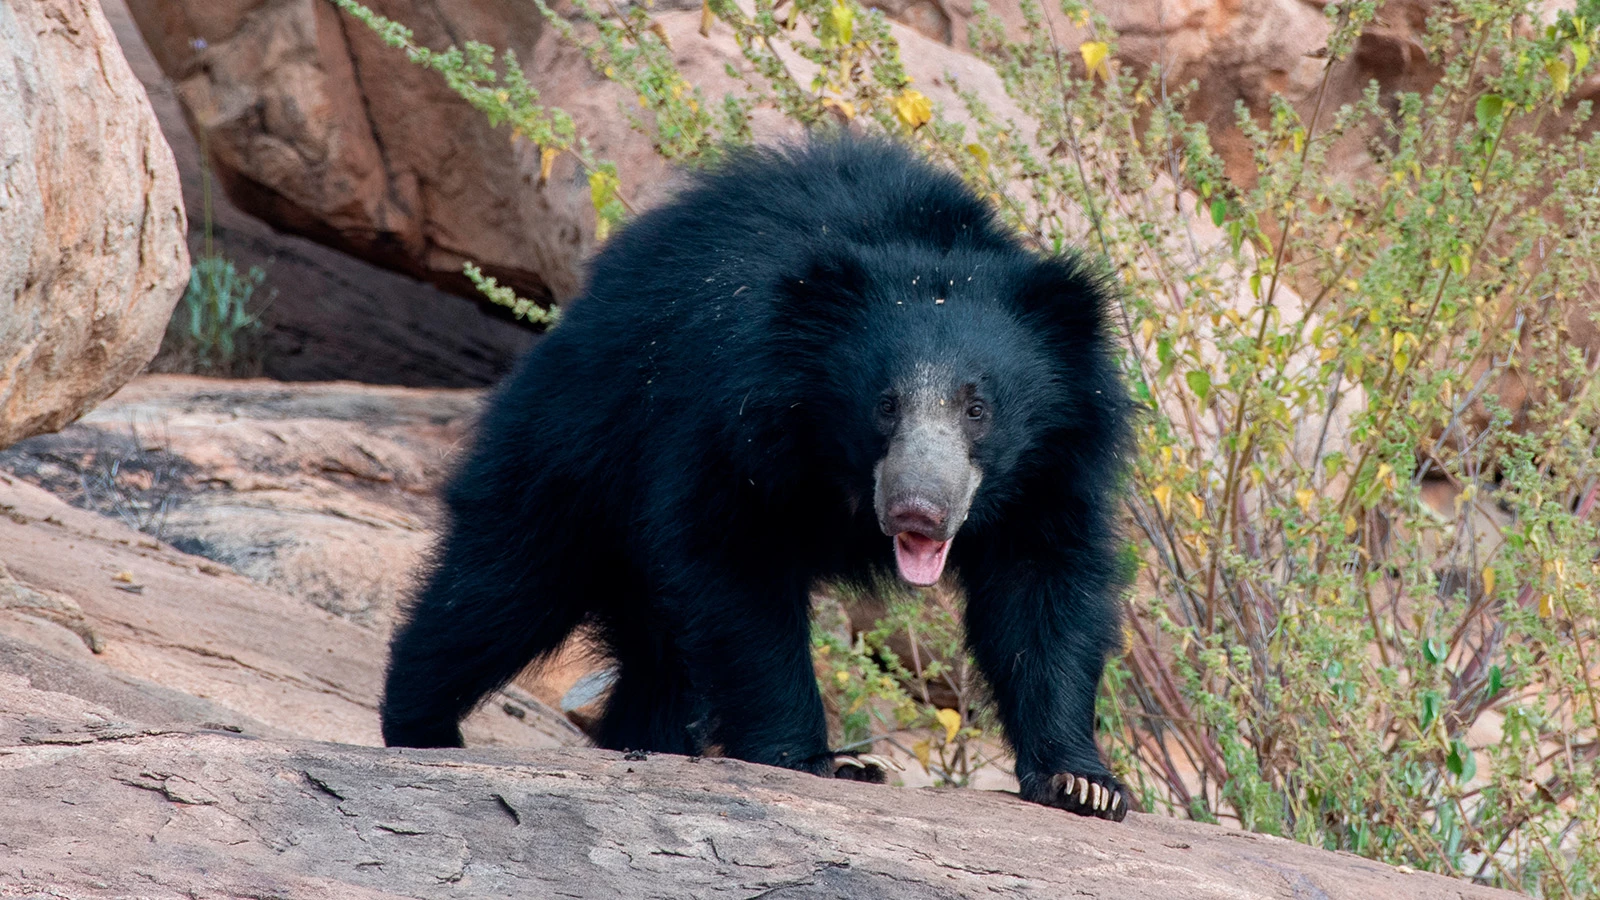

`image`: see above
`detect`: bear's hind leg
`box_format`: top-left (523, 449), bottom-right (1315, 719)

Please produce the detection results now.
top-left (381, 540), bottom-right (586, 748)
top-left (595, 625), bottom-right (703, 756)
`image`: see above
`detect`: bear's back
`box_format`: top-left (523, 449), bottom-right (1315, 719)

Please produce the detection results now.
top-left (579, 138), bottom-right (1016, 318)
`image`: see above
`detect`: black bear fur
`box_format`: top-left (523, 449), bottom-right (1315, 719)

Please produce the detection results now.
top-left (380, 137), bottom-right (1135, 820)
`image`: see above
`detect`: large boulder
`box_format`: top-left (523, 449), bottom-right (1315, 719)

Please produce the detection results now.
top-left (0, 0), bottom-right (189, 449)
top-left (124, 0), bottom-right (608, 306)
top-left (102, 0), bottom-right (537, 386)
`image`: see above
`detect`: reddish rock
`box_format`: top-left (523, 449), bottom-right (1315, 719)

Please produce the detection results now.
top-left (0, 0), bottom-right (188, 449)
top-left (102, 0), bottom-right (535, 387)
top-left (0, 686), bottom-right (1526, 898)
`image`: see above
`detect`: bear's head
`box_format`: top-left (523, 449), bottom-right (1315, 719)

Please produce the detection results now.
top-left (777, 243), bottom-right (1125, 586)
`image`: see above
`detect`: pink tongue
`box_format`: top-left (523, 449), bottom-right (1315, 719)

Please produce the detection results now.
top-left (894, 533), bottom-right (951, 586)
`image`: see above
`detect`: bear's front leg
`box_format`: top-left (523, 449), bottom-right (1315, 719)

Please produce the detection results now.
top-left (668, 569), bottom-right (885, 783)
top-left (961, 545), bottom-right (1131, 822)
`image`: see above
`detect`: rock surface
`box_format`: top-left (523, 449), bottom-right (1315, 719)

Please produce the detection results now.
top-left (100, 0), bottom-right (536, 387)
top-left (0, 375), bottom-right (479, 627)
top-left (0, 674), bottom-right (1523, 899)
top-left (0, 0), bottom-right (189, 449)
top-left (0, 467), bottom-right (580, 750)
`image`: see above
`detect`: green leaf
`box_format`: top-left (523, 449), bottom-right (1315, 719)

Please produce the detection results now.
top-left (1210, 198), bottom-right (1226, 227)
top-left (1185, 369), bottom-right (1212, 402)
top-left (1420, 690), bottom-right (1442, 731)
top-left (1475, 94), bottom-right (1505, 128)
top-left (1423, 637), bottom-right (1447, 665)
top-left (1487, 665), bottom-right (1503, 698)
top-left (1573, 40), bottom-right (1591, 75)
top-left (1447, 738), bottom-right (1477, 781)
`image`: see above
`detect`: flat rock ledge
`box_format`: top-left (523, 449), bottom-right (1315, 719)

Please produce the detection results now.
top-left (0, 691), bottom-right (1515, 900)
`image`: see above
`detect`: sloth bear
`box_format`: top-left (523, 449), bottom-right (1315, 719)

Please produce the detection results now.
top-left (381, 137), bottom-right (1134, 820)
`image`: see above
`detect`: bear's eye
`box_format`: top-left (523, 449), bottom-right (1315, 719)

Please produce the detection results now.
top-left (965, 400), bottom-right (987, 420)
top-left (877, 396), bottom-right (899, 418)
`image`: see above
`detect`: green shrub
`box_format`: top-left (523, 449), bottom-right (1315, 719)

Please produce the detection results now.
top-left (159, 253), bottom-right (267, 376)
top-left (336, 0), bottom-right (1600, 891)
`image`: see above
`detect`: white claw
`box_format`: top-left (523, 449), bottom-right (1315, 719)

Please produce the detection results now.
top-left (834, 755), bottom-right (865, 768)
top-left (1058, 774), bottom-right (1077, 796)
top-left (1078, 780), bottom-right (1090, 807)
top-left (1111, 791), bottom-right (1123, 811)
top-left (1095, 784), bottom-right (1107, 810)
top-left (857, 753), bottom-right (903, 772)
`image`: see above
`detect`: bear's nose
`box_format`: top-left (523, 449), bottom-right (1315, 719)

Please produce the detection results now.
top-left (883, 496), bottom-right (948, 537)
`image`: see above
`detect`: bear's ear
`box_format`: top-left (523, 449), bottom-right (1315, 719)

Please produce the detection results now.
top-left (1014, 254), bottom-right (1115, 347)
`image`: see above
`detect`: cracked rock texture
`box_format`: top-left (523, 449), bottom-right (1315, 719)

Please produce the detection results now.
top-left (0, 0), bottom-right (189, 449)
top-left (0, 681), bottom-right (1524, 899)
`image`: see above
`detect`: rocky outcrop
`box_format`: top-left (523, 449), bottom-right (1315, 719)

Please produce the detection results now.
top-left (0, 669), bottom-right (1524, 899)
top-left (0, 0), bottom-right (189, 449)
top-left (116, 0), bottom-right (1458, 315)
top-left (0, 375), bottom-right (479, 627)
top-left (0, 458), bottom-right (580, 750)
top-left (101, 0), bottom-right (536, 387)
top-left (124, 0), bottom-right (604, 306)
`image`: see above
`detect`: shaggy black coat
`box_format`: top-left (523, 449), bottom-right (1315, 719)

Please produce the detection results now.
top-left (381, 137), bottom-right (1134, 819)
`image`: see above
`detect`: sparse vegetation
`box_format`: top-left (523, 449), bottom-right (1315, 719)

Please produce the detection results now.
top-left (156, 254), bottom-right (268, 375)
top-left (335, 0), bottom-right (1600, 892)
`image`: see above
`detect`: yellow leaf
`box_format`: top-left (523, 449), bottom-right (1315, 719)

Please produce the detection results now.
top-left (1140, 318), bottom-right (1155, 345)
top-left (700, 0), bottom-right (714, 37)
top-left (911, 739), bottom-right (932, 771)
top-left (1481, 567), bottom-right (1495, 597)
top-left (935, 708), bottom-right (961, 744)
top-left (1539, 594), bottom-right (1555, 618)
top-left (1344, 515), bottom-right (1359, 536)
top-left (828, 0), bottom-right (854, 45)
top-left (892, 89), bottom-right (933, 130)
top-left (1377, 463), bottom-right (1395, 488)
top-left (1151, 484), bottom-right (1172, 516)
top-left (821, 97), bottom-right (856, 120)
top-left (1295, 488), bottom-right (1315, 513)
top-left (1187, 493), bottom-right (1204, 518)
top-left (539, 147), bottom-right (558, 184)
top-left (835, 669), bottom-right (850, 685)
top-left (1079, 40), bottom-right (1110, 81)
top-left (965, 142), bottom-right (990, 168)
top-left (1547, 58), bottom-right (1571, 95)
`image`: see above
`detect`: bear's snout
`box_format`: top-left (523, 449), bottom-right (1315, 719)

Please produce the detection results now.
top-left (881, 495), bottom-right (949, 538)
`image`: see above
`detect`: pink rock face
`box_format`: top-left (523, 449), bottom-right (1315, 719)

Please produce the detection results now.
top-left (0, 0), bottom-right (189, 450)
top-left (125, 0), bottom-right (622, 306)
